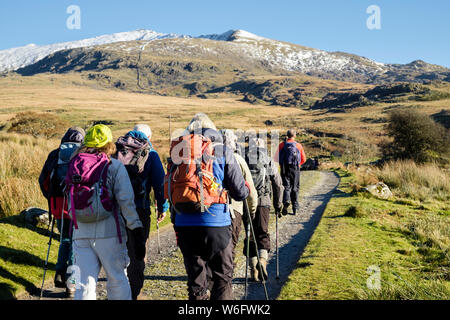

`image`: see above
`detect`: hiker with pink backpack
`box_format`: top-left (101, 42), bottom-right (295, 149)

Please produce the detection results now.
top-left (66, 124), bottom-right (145, 300)
top-left (114, 124), bottom-right (169, 300)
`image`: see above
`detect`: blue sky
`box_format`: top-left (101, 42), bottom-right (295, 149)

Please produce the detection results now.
top-left (1, 0), bottom-right (449, 67)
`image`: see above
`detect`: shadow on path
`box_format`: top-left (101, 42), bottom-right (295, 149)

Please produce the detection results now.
top-left (246, 171), bottom-right (340, 300)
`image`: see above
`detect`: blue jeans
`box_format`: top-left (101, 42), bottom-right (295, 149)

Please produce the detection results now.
top-left (56, 218), bottom-right (73, 274)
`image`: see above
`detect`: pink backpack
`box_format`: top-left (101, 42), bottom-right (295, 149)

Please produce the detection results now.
top-left (65, 152), bottom-right (122, 242)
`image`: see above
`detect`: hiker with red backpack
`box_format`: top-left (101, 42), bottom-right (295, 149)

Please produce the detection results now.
top-left (114, 124), bottom-right (169, 300)
top-left (67, 124), bottom-right (145, 300)
top-left (275, 129), bottom-right (306, 216)
top-left (164, 113), bottom-right (250, 300)
top-left (39, 127), bottom-right (85, 298)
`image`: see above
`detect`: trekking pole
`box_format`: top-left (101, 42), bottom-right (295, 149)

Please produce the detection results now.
top-left (243, 200), bottom-right (269, 300)
top-left (244, 218), bottom-right (250, 299)
top-left (40, 214), bottom-right (56, 299)
top-left (155, 200), bottom-right (161, 254)
top-left (276, 211), bottom-right (279, 280)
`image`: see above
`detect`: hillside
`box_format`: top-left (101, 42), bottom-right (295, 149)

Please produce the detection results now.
top-left (0, 29), bottom-right (448, 108)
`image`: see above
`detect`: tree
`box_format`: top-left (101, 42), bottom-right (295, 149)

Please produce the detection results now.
top-left (380, 109), bottom-right (450, 163)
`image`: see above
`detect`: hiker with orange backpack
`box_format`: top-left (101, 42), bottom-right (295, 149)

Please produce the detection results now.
top-left (274, 129), bottom-right (306, 216)
top-left (165, 113), bottom-right (250, 300)
top-left (114, 124), bottom-right (169, 300)
top-left (67, 124), bottom-right (145, 300)
top-left (38, 127), bottom-right (85, 298)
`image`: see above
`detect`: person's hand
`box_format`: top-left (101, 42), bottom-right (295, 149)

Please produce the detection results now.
top-left (244, 181), bottom-right (251, 195)
top-left (275, 207), bottom-right (283, 218)
top-left (131, 227), bottom-right (146, 260)
top-left (157, 211), bottom-right (167, 224)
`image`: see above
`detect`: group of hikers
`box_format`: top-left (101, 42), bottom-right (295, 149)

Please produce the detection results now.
top-left (38, 113), bottom-right (306, 300)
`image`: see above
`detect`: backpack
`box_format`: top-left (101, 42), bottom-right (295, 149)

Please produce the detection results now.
top-left (164, 133), bottom-right (228, 214)
top-left (115, 135), bottom-right (151, 202)
top-left (49, 142), bottom-right (81, 197)
top-left (65, 153), bottom-right (122, 242)
top-left (280, 141), bottom-right (300, 167)
top-left (245, 147), bottom-right (271, 198)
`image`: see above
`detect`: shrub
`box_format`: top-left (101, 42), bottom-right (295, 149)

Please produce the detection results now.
top-left (7, 111), bottom-right (69, 139)
top-left (344, 205), bottom-right (366, 218)
top-left (380, 109), bottom-right (450, 163)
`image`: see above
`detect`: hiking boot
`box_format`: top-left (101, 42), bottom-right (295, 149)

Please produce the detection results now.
top-left (282, 203), bottom-right (290, 216)
top-left (250, 257), bottom-right (259, 282)
top-left (65, 286), bottom-right (75, 299)
top-left (257, 252), bottom-right (269, 281)
top-left (54, 272), bottom-right (66, 288)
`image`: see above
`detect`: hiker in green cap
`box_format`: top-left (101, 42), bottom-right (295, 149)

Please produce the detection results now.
top-left (67, 124), bottom-right (145, 300)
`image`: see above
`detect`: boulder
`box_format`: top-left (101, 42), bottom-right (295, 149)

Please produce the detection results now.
top-left (362, 182), bottom-right (393, 199)
top-left (20, 207), bottom-right (49, 226)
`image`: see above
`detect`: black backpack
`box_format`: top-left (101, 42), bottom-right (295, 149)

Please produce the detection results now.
top-left (245, 147), bottom-right (271, 198)
top-left (49, 142), bottom-right (80, 197)
top-left (280, 141), bottom-right (300, 167)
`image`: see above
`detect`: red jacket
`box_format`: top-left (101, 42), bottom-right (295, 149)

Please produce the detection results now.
top-left (274, 139), bottom-right (306, 168)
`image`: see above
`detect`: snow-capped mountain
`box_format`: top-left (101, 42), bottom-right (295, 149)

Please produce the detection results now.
top-left (0, 30), bottom-right (187, 72)
top-left (1, 29), bottom-right (449, 84)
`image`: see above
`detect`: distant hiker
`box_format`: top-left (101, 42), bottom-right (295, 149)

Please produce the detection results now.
top-left (165, 113), bottom-right (249, 300)
top-left (275, 129), bottom-right (306, 216)
top-left (114, 124), bottom-right (169, 300)
top-left (39, 127), bottom-right (85, 298)
top-left (222, 129), bottom-right (258, 269)
top-left (67, 124), bottom-right (145, 300)
top-left (244, 138), bottom-right (283, 281)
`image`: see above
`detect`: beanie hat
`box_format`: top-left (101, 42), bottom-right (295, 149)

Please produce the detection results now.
top-left (84, 124), bottom-right (113, 148)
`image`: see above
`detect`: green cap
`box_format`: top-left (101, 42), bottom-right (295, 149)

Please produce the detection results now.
top-left (84, 124), bottom-right (113, 148)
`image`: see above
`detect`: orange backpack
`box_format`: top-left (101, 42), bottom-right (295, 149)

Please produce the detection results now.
top-left (164, 133), bottom-right (228, 214)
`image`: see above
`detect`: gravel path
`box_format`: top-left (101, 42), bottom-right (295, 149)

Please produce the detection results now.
top-left (20, 171), bottom-right (339, 300)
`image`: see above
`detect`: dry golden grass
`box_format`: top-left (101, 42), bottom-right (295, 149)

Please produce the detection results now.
top-left (0, 133), bottom-right (58, 217)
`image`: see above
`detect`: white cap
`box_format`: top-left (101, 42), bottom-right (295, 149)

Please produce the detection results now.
top-left (134, 124), bottom-right (152, 140)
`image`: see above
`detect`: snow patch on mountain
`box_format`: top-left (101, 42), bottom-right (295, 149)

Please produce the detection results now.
top-left (0, 29), bottom-right (187, 72)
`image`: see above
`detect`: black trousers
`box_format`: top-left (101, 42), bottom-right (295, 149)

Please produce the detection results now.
top-left (175, 225), bottom-right (234, 300)
top-left (281, 165), bottom-right (301, 211)
top-left (243, 206), bottom-right (271, 257)
top-left (126, 207), bottom-right (151, 300)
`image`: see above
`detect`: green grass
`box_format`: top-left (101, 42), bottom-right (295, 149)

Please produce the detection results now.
top-left (0, 203), bottom-right (171, 300)
top-left (279, 169), bottom-right (449, 300)
top-left (0, 215), bottom-right (59, 300)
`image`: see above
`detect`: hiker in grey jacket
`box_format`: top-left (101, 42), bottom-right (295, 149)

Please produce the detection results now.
top-left (70, 124), bottom-right (145, 300)
top-left (244, 138), bottom-right (283, 282)
top-left (222, 130), bottom-right (258, 269)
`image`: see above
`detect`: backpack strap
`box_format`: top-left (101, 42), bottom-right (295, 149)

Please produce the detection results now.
top-left (68, 184), bottom-right (79, 230)
top-left (196, 163), bottom-right (206, 213)
top-left (100, 160), bottom-right (123, 244)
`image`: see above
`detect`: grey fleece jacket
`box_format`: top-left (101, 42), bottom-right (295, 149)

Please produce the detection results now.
top-left (72, 158), bottom-right (143, 240)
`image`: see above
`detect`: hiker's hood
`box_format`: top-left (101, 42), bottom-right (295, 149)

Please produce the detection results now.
top-left (125, 130), bottom-right (152, 148)
top-left (186, 113), bottom-right (217, 132)
top-left (61, 127), bottom-right (85, 144)
top-left (84, 124), bottom-right (113, 148)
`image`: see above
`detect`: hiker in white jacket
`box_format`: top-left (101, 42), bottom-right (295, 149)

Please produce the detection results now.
top-left (69, 124), bottom-right (145, 300)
